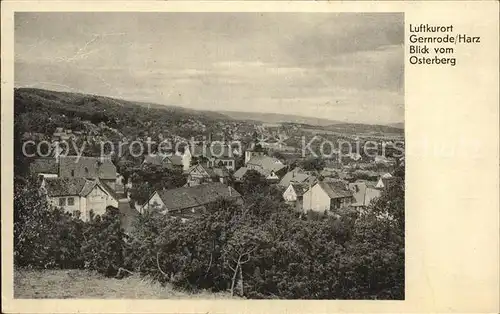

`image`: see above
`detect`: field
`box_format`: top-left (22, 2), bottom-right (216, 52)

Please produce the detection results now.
top-left (14, 269), bottom-right (239, 299)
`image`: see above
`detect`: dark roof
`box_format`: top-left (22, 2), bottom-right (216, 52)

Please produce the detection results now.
top-left (155, 183), bottom-right (241, 212)
top-left (43, 177), bottom-right (90, 197)
top-left (100, 180), bottom-right (120, 201)
top-left (29, 158), bottom-right (59, 175)
top-left (43, 176), bottom-right (121, 199)
top-left (143, 154), bottom-right (167, 166)
top-left (58, 156), bottom-right (116, 180)
top-left (291, 183), bottom-right (309, 196)
top-left (318, 181), bottom-right (353, 199)
top-left (165, 155), bottom-right (183, 166)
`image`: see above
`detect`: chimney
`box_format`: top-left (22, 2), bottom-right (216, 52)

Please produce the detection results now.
top-left (228, 186), bottom-right (232, 196)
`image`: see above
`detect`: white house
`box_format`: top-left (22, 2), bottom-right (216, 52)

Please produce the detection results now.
top-left (41, 177), bottom-right (119, 221)
top-left (348, 180), bottom-right (382, 210)
top-left (376, 173), bottom-right (395, 189)
top-left (302, 181), bottom-right (354, 213)
top-left (283, 183), bottom-right (309, 211)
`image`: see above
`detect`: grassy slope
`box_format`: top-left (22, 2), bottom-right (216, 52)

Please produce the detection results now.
top-left (14, 269), bottom-right (239, 299)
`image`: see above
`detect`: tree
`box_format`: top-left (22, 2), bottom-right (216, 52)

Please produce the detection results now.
top-left (300, 158), bottom-right (325, 172)
top-left (239, 170), bottom-right (268, 196)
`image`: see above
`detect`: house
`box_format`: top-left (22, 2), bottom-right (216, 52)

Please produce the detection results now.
top-left (283, 182), bottom-right (309, 211)
top-left (140, 182), bottom-right (242, 217)
top-left (246, 155), bottom-right (287, 177)
top-left (302, 181), bottom-right (354, 213)
top-left (192, 143), bottom-right (240, 171)
top-left (142, 150), bottom-right (191, 172)
top-left (234, 155), bottom-right (287, 183)
top-left (40, 177), bottom-right (119, 221)
top-left (29, 156), bottom-right (118, 190)
top-left (185, 164), bottom-right (231, 187)
top-left (374, 155), bottom-right (396, 166)
top-left (58, 156), bottom-right (117, 189)
top-left (278, 167), bottom-right (316, 189)
top-left (375, 173), bottom-right (395, 189)
top-left (244, 144), bottom-right (267, 165)
top-left (348, 180), bottom-right (382, 210)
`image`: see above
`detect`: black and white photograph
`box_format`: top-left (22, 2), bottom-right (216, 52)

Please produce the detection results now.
top-left (12, 12), bottom-right (405, 300)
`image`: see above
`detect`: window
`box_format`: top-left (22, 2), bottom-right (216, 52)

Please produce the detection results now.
top-left (84, 167), bottom-right (89, 176)
top-left (71, 170), bottom-right (75, 177)
top-left (59, 198), bottom-right (66, 206)
top-left (67, 197), bottom-right (75, 206)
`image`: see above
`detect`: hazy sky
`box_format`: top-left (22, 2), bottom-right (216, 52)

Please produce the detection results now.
top-left (15, 12), bottom-right (404, 124)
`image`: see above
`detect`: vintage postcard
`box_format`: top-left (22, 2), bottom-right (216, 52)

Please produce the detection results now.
top-left (1, 1), bottom-right (499, 313)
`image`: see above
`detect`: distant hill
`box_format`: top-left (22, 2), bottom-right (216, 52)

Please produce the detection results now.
top-left (14, 88), bottom-right (231, 121)
top-left (220, 111), bottom-right (344, 126)
top-left (386, 122), bottom-right (404, 129)
top-left (322, 122), bottom-right (404, 136)
top-left (14, 88), bottom-right (404, 139)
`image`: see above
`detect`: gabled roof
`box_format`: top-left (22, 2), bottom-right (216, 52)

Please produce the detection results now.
top-left (143, 154), bottom-right (167, 166)
top-left (291, 183), bottom-right (309, 197)
top-left (154, 183), bottom-right (241, 212)
top-left (43, 177), bottom-right (119, 200)
top-left (278, 167), bottom-right (313, 188)
top-left (233, 167), bottom-right (248, 180)
top-left (165, 155), bottom-right (183, 166)
top-left (247, 155), bottom-right (286, 173)
top-left (29, 158), bottom-right (59, 175)
top-left (43, 177), bottom-right (88, 197)
top-left (349, 181), bottom-right (381, 206)
top-left (187, 164), bottom-right (211, 177)
top-left (317, 181), bottom-right (353, 199)
top-left (100, 180), bottom-right (120, 201)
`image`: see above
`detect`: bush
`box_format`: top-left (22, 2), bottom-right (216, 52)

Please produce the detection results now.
top-left (14, 173), bottom-right (404, 299)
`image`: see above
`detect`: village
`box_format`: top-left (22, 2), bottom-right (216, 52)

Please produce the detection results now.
top-left (26, 120), bottom-right (404, 231)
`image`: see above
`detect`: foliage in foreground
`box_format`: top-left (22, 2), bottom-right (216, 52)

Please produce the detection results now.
top-left (14, 174), bottom-right (404, 299)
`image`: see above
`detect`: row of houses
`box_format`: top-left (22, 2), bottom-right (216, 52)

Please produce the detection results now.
top-left (28, 139), bottom-right (397, 225)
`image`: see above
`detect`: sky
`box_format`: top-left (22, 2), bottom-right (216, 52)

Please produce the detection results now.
top-left (15, 12), bottom-right (404, 125)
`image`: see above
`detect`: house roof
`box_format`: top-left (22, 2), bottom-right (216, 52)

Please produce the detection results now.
top-left (29, 158), bottom-right (59, 175)
top-left (143, 154), bottom-right (167, 166)
top-left (278, 167), bottom-right (313, 188)
top-left (43, 177), bottom-right (91, 197)
top-left (317, 181), bottom-right (353, 199)
top-left (154, 182), bottom-right (241, 212)
top-left (291, 183), bottom-right (309, 197)
top-left (349, 181), bottom-right (381, 206)
top-left (58, 156), bottom-right (117, 180)
top-left (212, 167), bottom-right (230, 178)
top-left (100, 180), bottom-right (120, 201)
top-left (165, 155), bottom-right (183, 166)
top-left (247, 155), bottom-right (286, 173)
top-left (233, 167), bottom-right (248, 180)
top-left (43, 177), bottom-right (119, 201)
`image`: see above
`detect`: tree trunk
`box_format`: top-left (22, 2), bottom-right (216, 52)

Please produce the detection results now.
top-left (236, 263), bottom-right (244, 296)
top-left (230, 263), bottom-right (239, 296)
